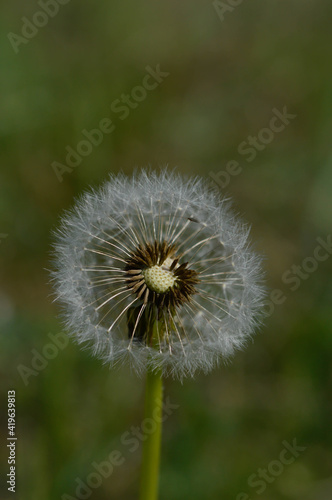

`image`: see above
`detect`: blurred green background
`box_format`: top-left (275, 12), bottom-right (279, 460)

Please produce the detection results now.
top-left (1, 1), bottom-right (332, 499)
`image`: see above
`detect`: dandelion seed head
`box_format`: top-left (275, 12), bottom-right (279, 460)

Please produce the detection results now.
top-left (51, 169), bottom-right (265, 379)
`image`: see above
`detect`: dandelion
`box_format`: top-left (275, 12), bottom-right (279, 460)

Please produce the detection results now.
top-left (52, 169), bottom-right (265, 499)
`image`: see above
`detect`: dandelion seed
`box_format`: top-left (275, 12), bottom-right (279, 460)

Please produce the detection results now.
top-left (51, 169), bottom-right (265, 379)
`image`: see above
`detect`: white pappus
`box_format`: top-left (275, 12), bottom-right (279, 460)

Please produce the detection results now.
top-left (51, 169), bottom-right (265, 379)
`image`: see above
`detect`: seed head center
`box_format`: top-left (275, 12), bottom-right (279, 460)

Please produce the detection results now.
top-left (142, 265), bottom-right (176, 294)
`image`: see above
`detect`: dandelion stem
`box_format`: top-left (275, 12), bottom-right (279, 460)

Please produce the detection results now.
top-left (139, 367), bottom-right (163, 500)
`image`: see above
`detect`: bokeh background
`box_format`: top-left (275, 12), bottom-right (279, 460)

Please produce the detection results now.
top-left (1, 1), bottom-right (332, 499)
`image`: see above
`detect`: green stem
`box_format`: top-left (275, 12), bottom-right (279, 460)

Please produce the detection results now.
top-left (139, 368), bottom-right (163, 500)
